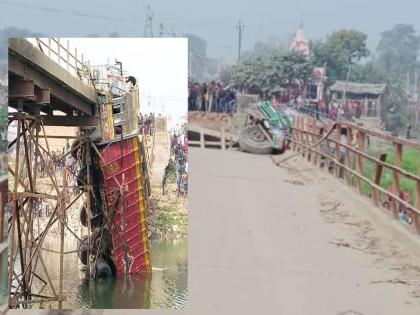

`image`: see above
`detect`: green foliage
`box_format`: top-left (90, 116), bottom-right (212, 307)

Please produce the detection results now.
top-left (362, 147), bottom-right (419, 204)
top-left (377, 24), bottom-right (420, 78)
top-left (230, 50), bottom-right (313, 98)
top-left (383, 80), bottom-right (408, 129)
top-left (156, 211), bottom-right (188, 233)
top-left (311, 30), bottom-right (369, 83)
top-left (164, 158), bottom-right (177, 183)
top-left (348, 61), bottom-right (384, 83)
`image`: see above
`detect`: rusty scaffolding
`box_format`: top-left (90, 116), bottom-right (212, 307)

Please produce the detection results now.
top-left (7, 106), bottom-right (94, 309)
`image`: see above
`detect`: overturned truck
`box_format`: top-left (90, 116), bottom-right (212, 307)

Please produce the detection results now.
top-left (73, 78), bottom-right (151, 279)
top-left (239, 101), bottom-right (292, 154)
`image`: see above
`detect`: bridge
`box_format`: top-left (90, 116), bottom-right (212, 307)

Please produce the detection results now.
top-left (8, 38), bottom-right (99, 126)
top-left (189, 112), bottom-right (420, 314)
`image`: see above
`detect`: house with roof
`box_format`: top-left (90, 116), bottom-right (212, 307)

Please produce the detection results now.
top-left (329, 81), bottom-right (387, 119)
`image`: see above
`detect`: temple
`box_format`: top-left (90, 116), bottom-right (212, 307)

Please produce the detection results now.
top-left (289, 23), bottom-right (310, 57)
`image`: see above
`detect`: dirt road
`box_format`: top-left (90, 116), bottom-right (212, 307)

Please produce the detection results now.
top-left (189, 148), bottom-right (420, 315)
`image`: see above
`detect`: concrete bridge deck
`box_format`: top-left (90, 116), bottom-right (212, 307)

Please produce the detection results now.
top-left (8, 38), bottom-right (99, 126)
top-left (189, 148), bottom-right (420, 315)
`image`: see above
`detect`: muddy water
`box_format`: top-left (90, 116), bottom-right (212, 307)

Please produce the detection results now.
top-left (33, 236), bottom-right (188, 309)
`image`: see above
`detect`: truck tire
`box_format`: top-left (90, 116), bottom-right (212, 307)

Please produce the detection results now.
top-left (80, 206), bottom-right (88, 227)
top-left (239, 125), bottom-right (272, 154)
top-left (93, 258), bottom-right (112, 280)
top-left (80, 202), bottom-right (103, 228)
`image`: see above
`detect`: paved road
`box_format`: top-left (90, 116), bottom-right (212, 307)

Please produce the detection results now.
top-left (189, 148), bottom-right (420, 315)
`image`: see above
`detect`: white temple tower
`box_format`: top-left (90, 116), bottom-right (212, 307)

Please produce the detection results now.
top-left (289, 23), bottom-right (310, 57)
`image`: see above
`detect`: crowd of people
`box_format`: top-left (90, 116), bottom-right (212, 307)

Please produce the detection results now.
top-left (162, 132), bottom-right (188, 197)
top-left (139, 112), bottom-right (155, 136)
top-left (29, 147), bottom-right (79, 218)
top-left (188, 81), bottom-right (237, 113)
top-left (39, 148), bottom-right (77, 181)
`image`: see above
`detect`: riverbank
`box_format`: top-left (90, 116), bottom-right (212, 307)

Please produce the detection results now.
top-left (147, 182), bottom-right (188, 240)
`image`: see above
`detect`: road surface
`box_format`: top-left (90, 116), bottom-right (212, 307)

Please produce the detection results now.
top-left (189, 148), bottom-right (420, 315)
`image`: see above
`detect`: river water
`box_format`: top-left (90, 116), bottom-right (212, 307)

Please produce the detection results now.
top-left (34, 236), bottom-right (188, 309)
top-left (0, 250), bottom-right (7, 306)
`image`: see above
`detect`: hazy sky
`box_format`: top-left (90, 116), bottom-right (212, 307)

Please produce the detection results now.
top-left (27, 38), bottom-right (188, 130)
top-left (2, 0), bottom-right (420, 58)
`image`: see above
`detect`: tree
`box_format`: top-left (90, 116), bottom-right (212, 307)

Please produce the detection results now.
top-left (229, 51), bottom-right (313, 98)
top-left (349, 61), bottom-right (384, 83)
top-left (377, 24), bottom-right (420, 78)
top-left (312, 30), bottom-right (369, 84)
top-left (230, 55), bottom-right (266, 94)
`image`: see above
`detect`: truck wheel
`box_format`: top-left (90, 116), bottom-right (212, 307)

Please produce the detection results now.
top-left (239, 125), bottom-right (272, 154)
top-left (80, 203), bottom-right (103, 228)
top-left (94, 258), bottom-right (112, 280)
top-left (80, 206), bottom-right (88, 227)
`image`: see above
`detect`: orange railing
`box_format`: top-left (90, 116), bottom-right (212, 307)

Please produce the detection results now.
top-left (290, 115), bottom-right (420, 234)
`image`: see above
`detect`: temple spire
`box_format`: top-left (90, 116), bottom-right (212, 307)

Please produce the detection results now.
top-left (289, 22), bottom-right (310, 57)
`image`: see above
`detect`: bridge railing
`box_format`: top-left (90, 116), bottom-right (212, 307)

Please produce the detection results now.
top-left (33, 38), bottom-right (94, 88)
top-left (290, 115), bottom-right (420, 235)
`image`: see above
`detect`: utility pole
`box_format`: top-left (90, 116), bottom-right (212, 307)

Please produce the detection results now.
top-left (339, 62), bottom-right (352, 121)
top-left (236, 20), bottom-right (245, 63)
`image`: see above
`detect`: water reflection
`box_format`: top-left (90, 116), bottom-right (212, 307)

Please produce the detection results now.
top-left (76, 273), bottom-right (152, 309)
top-left (0, 251), bottom-right (7, 305)
top-left (32, 237), bottom-right (187, 309)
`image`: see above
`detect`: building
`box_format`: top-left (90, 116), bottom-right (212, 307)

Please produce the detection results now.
top-left (329, 81), bottom-right (386, 119)
top-left (289, 23), bottom-right (310, 58)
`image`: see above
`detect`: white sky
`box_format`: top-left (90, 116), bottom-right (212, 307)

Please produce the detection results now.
top-left (32, 38), bottom-right (188, 130)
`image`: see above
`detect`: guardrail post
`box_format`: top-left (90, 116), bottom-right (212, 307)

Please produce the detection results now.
top-left (66, 40), bottom-right (70, 72)
top-left (307, 118), bottom-right (315, 163)
top-left (355, 131), bottom-right (366, 194)
top-left (292, 116), bottom-right (297, 152)
top-left (414, 149), bottom-right (420, 233)
top-left (57, 38), bottom-right (61, 65)
top-left (345, 127), bottom-right (353, 185)
top-left (391, 142), bottom-right (403, 220)
top-left (221, 128), bottom-right (226, 150)
top-left (200, 131), bottom-right (204, 149)
top-left (311, 118), bottom-right (319, 166)
top-left (300, 117), bottom-right (305, 156)
top-left (335, 123), bottom-right (341, 178)
top-left (373, 153), bottom-right (387, 207)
